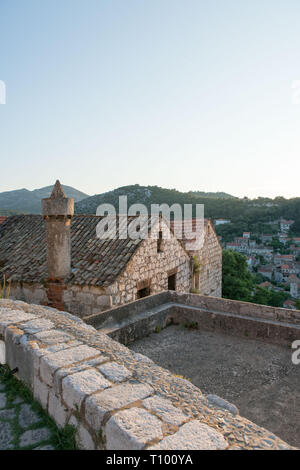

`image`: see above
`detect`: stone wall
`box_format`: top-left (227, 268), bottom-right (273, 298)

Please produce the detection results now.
top-left (0, 299), bottom-right (294, 450)
top-left (106, 228), bottom-right (191, 306)
top-left (193, 221), bottom-right (222, 297)
top-left (85, 290), bottom-right (300, 347)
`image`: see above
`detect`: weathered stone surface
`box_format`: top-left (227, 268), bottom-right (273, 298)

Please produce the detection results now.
top-left (33, 376), bottom-right (49, 409)
top-left (98, 362), bottom-right (132, 383)
top-left (0, 422), bottom-right (13, 449)
top-left (0, 310), bottom-right (36, 334)
top-left (19, 404), bottom-right (42, 428)
top-left (148, 421), bottom-right (228, 450)
top-left (105, 407), bottom-right (163, 450)
top-left (207, 394), bottom-right (239, 416)
top-left (48, 392), bottom-right (68, 428)
top-left (0, 392), bottom-right (6, 408)
top-left (62, 368), bottom-right (111, 409)
top-left (76, 424), bottom-right (95, 450)
top-left (19, 428), bottom-right (51, 447)
top-left (0, 340), bottom-right (5, 365)
top-left (40, 345), bottom-right (101, 385)
top-left (143, 395), bottom-right (189, 426)
top-left (19, 318), bottom-right (54, 334)
top-left (53, 356), bottom-right (109, 394)
top-left (85, 383), bottom-right (153, 429)
top-left (131, 352), bottom-right (154, 364)
top-left (0, 408), bottom-right (16, 420)
top-left (12, 396), bottom-right (23, 405)
top-left (33, 329), bottom-right (74, 345)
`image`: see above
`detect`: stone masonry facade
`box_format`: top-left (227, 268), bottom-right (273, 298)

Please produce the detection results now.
top-left (171, 219), bottom-right (222, 298)
top-left (106, 223), bottom-right (191, 307)
top-left (195, 221), bottom-right (222, 297)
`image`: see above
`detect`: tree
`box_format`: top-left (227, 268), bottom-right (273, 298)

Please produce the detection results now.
top-left (222, 250), bottom-right (254, 302)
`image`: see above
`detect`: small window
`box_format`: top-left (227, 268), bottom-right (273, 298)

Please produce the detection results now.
top-left (137, 286), bottom-right (150, 299)
top-left (168, 273), bottom-right (176, 291)
top-left (157, 230), bottom-right (163, 253)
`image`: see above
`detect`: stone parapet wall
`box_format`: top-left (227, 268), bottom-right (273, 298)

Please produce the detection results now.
top-left (171, 292), bottom-right (300, 325)
top-left (86, 291), bottom-right (300, 347)
top-left (0, 299), bottom-right (294, 450)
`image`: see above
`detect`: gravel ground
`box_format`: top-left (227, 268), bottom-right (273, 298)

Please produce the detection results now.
top-left (129, 325), bottom-right (300, 448)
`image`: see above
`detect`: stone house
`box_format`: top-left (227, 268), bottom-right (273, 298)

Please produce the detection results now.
top-left (0, 182), bottom-right (222, 317)
top-left (171, 218), bottom-right (222, 297)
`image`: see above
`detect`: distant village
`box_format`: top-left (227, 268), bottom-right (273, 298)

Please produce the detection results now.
top-left (215, 218), bottom-right (300, 308)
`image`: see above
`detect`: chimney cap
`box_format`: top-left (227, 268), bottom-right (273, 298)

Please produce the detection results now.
top-left (42, 180), bottom-right (74, 217)
top-left (51, 180), bottom-right (66, 199)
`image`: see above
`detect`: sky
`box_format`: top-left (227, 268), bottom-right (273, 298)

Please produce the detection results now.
top-left (0, 0), bottom-right (300, 199)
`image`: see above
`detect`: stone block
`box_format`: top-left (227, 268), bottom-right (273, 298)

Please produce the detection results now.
top-left (33, 376), bottom-right (49, 410)
top-left (48, 391), bottom-right (69, 428)
top-left (19, 318), bottom-right (55, 334)
top-left (19, 404), bottom-right (42, 428)
top-left (53, 356), bottom-right (109, 394)
top-left (105, 407), bottom-right (163, 450)
top-left (143, 395), bottom-right (189, 426)
top-left (0, 310), bottom-right (36, 335)
top-left (62, 368), bottom-right (111, 409)
top-left (98, 362), bottom-right (132, 383)
top-left (206, 394), bottom-right (239, 416)
top-left (0, 422), bottom-right (14, 449)
top-left (85, 382), bottom-right (153, 429)
top-left (0, 340), bottom-right (5, 364)
top-left (19, 428), bottom-right (52, 448)
top-left (5, 327), bottom-right (36, 386)
top-left (148, 420), bottom-right (228, 450)
top-left (76, 424), bottom-right (95, 450)
top-left (40, 345), bottom-right (101, 386)
top-left (30, 329), bottom-right (74, 345)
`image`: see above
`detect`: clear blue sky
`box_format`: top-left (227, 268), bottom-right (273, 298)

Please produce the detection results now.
top-left (1, 0), bottom-right (300, 198)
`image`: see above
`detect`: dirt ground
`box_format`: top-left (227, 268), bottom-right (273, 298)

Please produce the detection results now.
top-left (129, 325), bottom-right (300, 448)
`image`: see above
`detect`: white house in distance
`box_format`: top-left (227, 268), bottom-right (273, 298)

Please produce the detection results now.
top-left (280, 219), bottom-right (295, 232)
top-left (214, 219), bottom-right (231, 226)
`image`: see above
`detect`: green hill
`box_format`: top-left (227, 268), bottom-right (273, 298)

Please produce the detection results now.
top-left (0, 185), bottom-right (89, 215)
top-left (75, 185), bottom-right (300, 236)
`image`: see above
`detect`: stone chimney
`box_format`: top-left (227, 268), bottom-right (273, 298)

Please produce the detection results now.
top-left (42, 180), bottom-right (74, 281)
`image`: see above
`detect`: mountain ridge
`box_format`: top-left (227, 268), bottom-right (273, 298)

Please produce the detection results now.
top-left (0, 185), bottom-right (89, 214)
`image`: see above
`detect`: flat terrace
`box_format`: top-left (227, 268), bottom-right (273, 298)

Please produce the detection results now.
top-left (129, 325), bottom-right (300, 449)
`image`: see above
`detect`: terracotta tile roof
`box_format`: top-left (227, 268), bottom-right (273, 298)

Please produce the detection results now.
top-left (259, 281), bottom-right (273, 288)
top-left (0, 217), bottom-right (7, 225)
top-left (283, 299), bottom-right (296, 307)
top-left (0, 215), bottom-right (152, 287)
